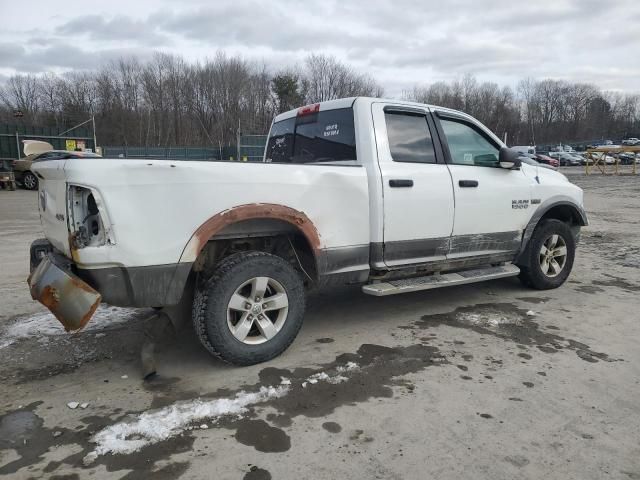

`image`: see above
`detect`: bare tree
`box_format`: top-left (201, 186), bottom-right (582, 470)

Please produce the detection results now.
top-left (302, 54), bottom-right (383, 103)
top-left (1, 55), bottom-right (638, 150)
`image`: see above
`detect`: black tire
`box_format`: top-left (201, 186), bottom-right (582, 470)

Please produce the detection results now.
top-left (192, 251), bottom-right (305, 366)
top-left (518, 219), bottom-right (575, 290)
top-left (22, 171), bottom-right (38, 190)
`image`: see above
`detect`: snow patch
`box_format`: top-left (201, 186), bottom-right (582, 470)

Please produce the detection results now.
top-left (337, 361), bottom-right (359, 372)
top-left (306, 372), bottom-right (329, 384)
top-left (1, 305), bottom-right (148, 348)
top-left (87, 385), bottom-right (288, 459)
top-left (456, 311), bottom-right (521, 327)
top-left (304, 363), bottom-right (359, 385)
top-left (86, 361), bottom-right (361, 460)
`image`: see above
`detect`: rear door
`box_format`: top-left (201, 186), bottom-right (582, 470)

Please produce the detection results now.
top-left (433, 111), bottom-right (533, 261)
top-left (372, 103), bottom-right (454, 267)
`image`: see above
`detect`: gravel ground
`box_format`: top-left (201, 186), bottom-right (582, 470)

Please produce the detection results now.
top-left (1, 169), bottom-right (639, 480)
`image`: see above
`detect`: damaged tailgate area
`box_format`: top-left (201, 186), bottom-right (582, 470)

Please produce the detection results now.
top-left (28, 248), bottom-right (101, 332)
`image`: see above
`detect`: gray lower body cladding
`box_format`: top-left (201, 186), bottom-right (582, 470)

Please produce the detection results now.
top-left (77, 263), bottom-right (192, 307)
top-left (30, 238), bottom-right (193, 308)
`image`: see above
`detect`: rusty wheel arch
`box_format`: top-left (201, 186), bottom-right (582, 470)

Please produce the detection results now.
top-left (179, 204), bottom-right (323, 268)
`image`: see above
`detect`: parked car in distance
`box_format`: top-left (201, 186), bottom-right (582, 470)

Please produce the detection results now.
top-left (14, 150), bottom-right (101, 190)
top-left (511, 145), bottom-right (536, 155)
top-left (518, 154), bottom-right (557, 170)
top-left (535, 153), bottom-right (559, 168)
top-left (622, 138), bottom-right (640, 146)
top-left (618, 152), bottom-right (639, 165)
top-left (551, 152), bottom-right (581, 166)
top-left (589, 152), bottom-right (616, 165)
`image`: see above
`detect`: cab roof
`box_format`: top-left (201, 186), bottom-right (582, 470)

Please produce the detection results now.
top-left (272, 96), bottom-right (473, 124)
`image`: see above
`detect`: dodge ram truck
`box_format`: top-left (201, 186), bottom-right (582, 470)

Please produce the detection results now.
top-left (28, 97), bottom-right (587, 365)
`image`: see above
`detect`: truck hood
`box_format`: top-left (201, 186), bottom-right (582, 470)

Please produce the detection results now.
top-left (521, 162), bottom-right (569, 184)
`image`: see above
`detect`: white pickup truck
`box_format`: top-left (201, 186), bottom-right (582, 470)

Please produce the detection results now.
top-left (28, 97), bottom-right (587, 365)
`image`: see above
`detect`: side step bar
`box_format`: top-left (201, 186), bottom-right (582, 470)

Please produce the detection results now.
top-left (362, 264), bottom-right (520, 297)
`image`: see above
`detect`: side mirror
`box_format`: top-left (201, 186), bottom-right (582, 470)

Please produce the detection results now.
top-left (499, 147), bottom-right (522, 169)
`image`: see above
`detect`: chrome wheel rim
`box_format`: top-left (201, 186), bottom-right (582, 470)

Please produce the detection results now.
top-left (539, 234), bottom-right (567, 278)
top-left (24, 173), bottom-right (36, 189)
top-left (227, 276), bottom-right (289, 345)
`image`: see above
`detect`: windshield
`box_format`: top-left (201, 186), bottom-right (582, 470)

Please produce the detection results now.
top-left (265, 108), bottom-right (357, 164)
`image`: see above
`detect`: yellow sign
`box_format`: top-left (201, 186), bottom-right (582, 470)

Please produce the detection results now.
top-left (65, 139), bottom-right (76, 151)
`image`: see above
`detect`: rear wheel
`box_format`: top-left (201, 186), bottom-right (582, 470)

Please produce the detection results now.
top-left (22, 171), bottom-right (38, 190)
top-left (192, 251), bottom-right (305, 365)
top-left (519, 219), bottom-right (575, 290)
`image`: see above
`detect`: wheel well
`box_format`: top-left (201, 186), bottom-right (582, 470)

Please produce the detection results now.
top-left (191, 218), bottom-right (318, 284)
top-left (540, 204), bottom-right (583, 226)
top-left (516, 203), bottom-right (584, 268)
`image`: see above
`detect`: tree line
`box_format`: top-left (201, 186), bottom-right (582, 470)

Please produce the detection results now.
top-left (0, 52), bottom-right (638, 149)
top-left (407, 75), bottom-right (639, 146)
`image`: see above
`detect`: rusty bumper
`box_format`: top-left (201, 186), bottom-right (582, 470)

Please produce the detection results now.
top-left (28, 253), bottom-right (101, 332)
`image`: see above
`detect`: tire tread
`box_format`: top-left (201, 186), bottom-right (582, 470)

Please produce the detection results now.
top-left (192, 251), bottom-right (305, 365)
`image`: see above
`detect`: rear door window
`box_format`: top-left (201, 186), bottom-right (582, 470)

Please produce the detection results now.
top-left (266, 108), bottom-right (357, 164)
top-left (385, 111), bottom-right (436, 163)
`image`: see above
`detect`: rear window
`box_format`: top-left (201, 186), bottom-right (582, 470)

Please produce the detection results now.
top-left (265, 108), bottom-right (357, 164)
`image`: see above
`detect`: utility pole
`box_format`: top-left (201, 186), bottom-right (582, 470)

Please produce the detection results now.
top-left (236, 119), bottom-right (241, 161)
top-left (92, 115), bottom-right (97, 153)
top-left (13, 109), bottom-right (23, 159)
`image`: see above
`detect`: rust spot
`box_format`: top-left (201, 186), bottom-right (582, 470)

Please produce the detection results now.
top-left (39, 285), bottom-right (60, 310)
top-left (71, 297), bottom-right (101, 333)
top-left (187, 203), bottom-right (322, 260)
top-left (69, 273), bottom-right (99, 294)
top-left (68, 232), bottom-right (80, 263)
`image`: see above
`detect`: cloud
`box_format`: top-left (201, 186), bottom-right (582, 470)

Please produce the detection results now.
top-left (152, 3), bottom-right (399, 52)
top-left (57, 14), bottom-right (170, 46)
top-left (0, 0), bottom-right (638, 94)
top-left (0, 40), bottom-right (155, 73)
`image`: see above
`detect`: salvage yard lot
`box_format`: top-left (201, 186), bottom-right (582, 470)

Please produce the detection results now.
top-left (1, 171), bottom-right (639, 479)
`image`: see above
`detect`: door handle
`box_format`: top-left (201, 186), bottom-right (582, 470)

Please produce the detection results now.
top-left (459, 180), bottom-right (478, 188)
top-left (389, 179), bottom-right (413, 188)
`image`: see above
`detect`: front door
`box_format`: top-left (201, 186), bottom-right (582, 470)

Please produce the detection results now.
top-left (434, 112), bottom-right (534, 260)
top-left (372, 103), bottom-right (455, 267)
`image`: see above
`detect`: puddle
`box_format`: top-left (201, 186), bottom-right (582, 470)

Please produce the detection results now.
top-left (413, 303), bottom-right (615, 364)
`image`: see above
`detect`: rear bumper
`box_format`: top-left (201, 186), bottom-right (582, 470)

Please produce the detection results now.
top-left (29, 239), bottom-right (191, 308)
top-left (28, 251), bottom-right (101, 332)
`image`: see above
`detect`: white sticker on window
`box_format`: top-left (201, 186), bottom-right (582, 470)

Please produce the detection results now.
top-left (324, 123), bottom-right (340, 137)
top-left (464, 153), bottom-right (473, 164)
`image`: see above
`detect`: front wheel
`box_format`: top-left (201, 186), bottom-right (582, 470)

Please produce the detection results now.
top-left (518, 219), bottom-right (576, 290)
top-left (192, 251), bottom-right (305, 365)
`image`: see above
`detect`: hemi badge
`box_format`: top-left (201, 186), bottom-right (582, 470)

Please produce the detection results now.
top-left (531, 199), bottom-right (541, 205)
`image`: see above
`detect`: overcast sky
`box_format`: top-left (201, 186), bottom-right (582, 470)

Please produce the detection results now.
top-left (1, 0), bottom-right (639, 95)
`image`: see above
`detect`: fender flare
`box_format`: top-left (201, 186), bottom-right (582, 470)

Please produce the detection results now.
top-left (163, 204), bottom-right (323, 305)
top-left (515, 197), bottom-right (588, 264)
top-left (178, 203), bottom-right (322, 265)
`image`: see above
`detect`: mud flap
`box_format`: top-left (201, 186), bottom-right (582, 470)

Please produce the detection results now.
top-left (28, 254), bottom-right (102, 332)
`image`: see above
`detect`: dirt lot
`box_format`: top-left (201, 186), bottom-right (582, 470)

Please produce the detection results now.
top-left (1, 170), bottom-right (639, 480)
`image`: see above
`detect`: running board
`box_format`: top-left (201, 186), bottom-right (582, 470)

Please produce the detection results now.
top-left (362, 264), bottom-right (520, 296)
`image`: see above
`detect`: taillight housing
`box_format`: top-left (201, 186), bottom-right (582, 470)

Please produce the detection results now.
top-left (297, 103), bottom-right (320, 116)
